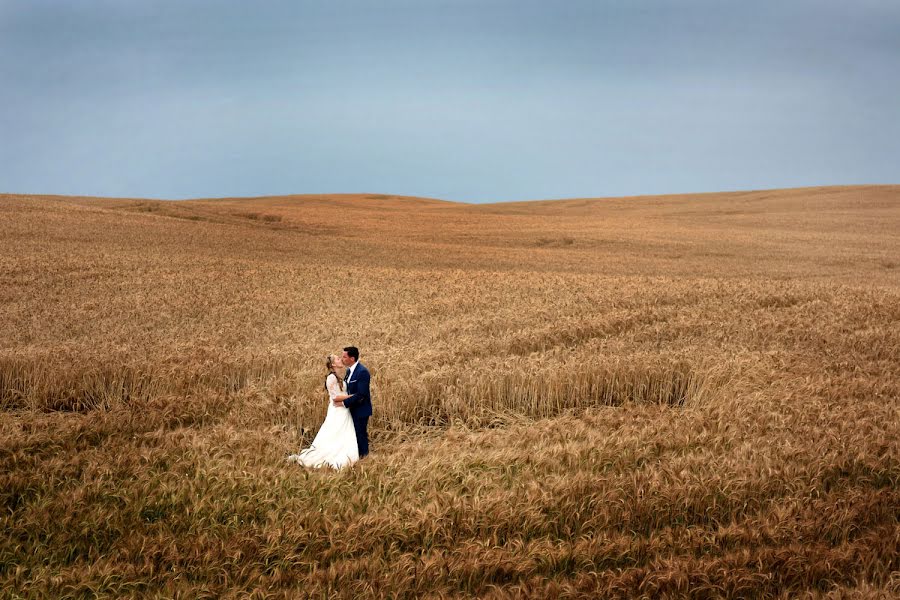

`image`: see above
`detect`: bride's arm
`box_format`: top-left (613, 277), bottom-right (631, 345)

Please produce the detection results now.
top-left (325, 373), bottom-right (343, 401)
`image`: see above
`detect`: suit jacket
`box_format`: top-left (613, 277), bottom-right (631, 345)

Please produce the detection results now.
top-left (343, 362), bottom-right (373, 418)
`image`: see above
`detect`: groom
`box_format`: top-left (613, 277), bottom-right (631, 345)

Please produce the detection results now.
top-left (333, 346), bottom-right (372, 458)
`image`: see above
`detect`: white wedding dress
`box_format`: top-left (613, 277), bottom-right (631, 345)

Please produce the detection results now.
top-left (288, 373), bottom-right (359, 469)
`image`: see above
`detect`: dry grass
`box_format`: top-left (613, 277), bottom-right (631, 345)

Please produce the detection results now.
top-left (1, 185), bottom-right (899, 598)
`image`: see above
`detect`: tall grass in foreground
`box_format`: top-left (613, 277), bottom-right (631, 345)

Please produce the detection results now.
top-left (2, 394), bottom-right (897, 598)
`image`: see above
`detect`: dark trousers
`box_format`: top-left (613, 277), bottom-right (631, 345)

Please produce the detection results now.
top-left (353, 415), bottom-right (370, 457)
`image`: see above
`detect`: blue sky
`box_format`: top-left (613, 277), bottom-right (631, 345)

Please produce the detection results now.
top-left (1, 0), bottom-right (898, 202)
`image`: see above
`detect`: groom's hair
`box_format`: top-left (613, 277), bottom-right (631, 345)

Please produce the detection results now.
top-left (343, 346), bottom-right (359, 361)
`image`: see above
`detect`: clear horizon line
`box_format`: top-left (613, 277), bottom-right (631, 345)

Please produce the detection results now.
top-left (1, 182), bottom-right (897, 206)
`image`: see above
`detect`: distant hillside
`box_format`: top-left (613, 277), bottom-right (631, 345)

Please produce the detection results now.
top-left (3, 184), bottom-right (896, 282)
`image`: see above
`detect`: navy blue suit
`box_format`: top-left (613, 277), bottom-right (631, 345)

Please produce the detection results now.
top-left (343, 362), bottom-right (372, 457)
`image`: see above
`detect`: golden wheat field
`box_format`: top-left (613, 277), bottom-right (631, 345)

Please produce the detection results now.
top-left (1, 185), bottom-right (899, 598)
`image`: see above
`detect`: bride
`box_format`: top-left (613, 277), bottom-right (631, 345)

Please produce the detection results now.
top-left (287, 354), bottom-right (359, 469)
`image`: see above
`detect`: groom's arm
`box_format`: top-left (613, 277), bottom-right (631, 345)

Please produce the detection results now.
top-left (342, 368), bottom-right (370, 408)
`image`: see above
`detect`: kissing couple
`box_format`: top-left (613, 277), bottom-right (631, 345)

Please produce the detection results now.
top-left (287, 346), bottom-right (372, 469)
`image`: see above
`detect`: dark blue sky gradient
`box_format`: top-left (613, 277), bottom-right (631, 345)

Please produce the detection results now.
top-left (1, 0), bottom-right (898, 202)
